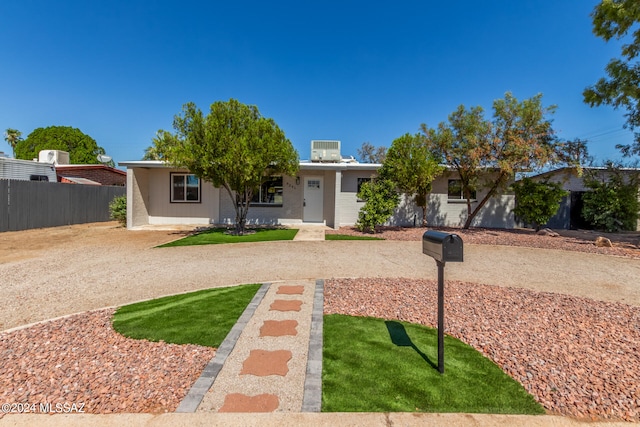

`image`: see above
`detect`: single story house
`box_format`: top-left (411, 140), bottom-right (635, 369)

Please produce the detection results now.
top-left (118, 159), bottom-right (516, 230)
top-left (530, 166), bottom-right (640, 231)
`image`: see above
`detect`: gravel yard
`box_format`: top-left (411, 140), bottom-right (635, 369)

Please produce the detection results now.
top-left (326, 226), bottom-right (640, 259)
top-left (0, 309), bottom-right (214, 415)
top-left (1, 223), bottom-right (639, 420)
top-left (325, 278), bottom-right (640, 422)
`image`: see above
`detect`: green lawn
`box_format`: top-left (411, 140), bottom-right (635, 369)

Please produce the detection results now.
top-left (111, 287), bottom-right (544, 415)
top-left (112, 284), bottom-right (261, 347)
top-left (325, 234), bottom-right (384, 240)
top-left (322, 314), bottom-right (545, 414)
top-left (158, 227), bottom-right (298, 247)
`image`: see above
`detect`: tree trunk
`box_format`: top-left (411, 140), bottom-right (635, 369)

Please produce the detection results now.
top-left (223, 184), bottom-right (251, 235)
top-left (235, 189), bottom-right (252, 235)
top-left (422, 205), bottom-right (427, 227)
top-left (462, 172), bottom-right (509, 229)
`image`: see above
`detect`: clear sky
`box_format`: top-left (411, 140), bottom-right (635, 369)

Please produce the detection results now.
top-left (0, 0), bottom-right (635, 166)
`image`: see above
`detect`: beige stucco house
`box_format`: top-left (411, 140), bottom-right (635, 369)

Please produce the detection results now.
top-left (118, 160), bottom-right (516, 230)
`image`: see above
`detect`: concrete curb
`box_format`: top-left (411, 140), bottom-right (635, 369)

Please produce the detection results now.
top-left (301, 279), bottom-right (324, 412)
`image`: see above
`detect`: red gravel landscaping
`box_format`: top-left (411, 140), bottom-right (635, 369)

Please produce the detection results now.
top-left (0, 309), bottom-right (215, 416)
top-left (326, 226), bottom-right (640, 259)
top-left (324, 277), bottom-right (640, 422)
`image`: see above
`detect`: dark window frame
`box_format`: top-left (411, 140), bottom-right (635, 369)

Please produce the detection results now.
top-left (356, 177), bottom-right (372, 202)
top-left (170, 173), bottom-right (201, 203)
top-left (249, 176), bottom-right (284, 207)
top-left (447, 179), bottom-right (476, 202)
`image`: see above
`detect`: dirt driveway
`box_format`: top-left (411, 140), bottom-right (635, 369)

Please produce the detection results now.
top-left (1, 222), bottom-right (639, 331)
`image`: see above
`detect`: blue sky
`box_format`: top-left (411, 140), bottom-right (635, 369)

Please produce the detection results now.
top-left (0, 1), bottom-right (634, 166)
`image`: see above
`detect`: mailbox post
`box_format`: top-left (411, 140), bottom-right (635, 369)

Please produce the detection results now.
top-left (422, 230), bottom-right (463, 374)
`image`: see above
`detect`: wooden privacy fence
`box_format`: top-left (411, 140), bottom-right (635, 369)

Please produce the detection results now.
top-left (0, 179), bottom-right (126, 232)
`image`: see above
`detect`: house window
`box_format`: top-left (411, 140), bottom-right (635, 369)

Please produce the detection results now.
top-left (357, 177), bottom-right (371, 201)
top-left (448, 179), bottom-right (476, 201)
top-left (251, 176), bottom-right (283, 206)
top-left (171, 173), bottom-right (200, 203)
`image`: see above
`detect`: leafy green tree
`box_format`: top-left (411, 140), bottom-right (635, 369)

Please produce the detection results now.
top-left (583, 0), bottom-right (640, 156)
top-left (424, 92), bottom-right (564, 229)
top-left (581, 165), bottom-right (639, 232)
top-left (381, 133), bottom-right (444, 226)
top-left (357, 142), bottom-right (387, 163)
top-left (511, 177), bottom-right (568, 231)
top-left (355, 178), bottom-right (399, 233)
top-left (159, 99), bottom-right (299, 235)
top-left (15, 126), bottom-right (107, 164)
top-left (142, 130), bottom-right (172, 160)
top-left (4, 128), bottom-right (22, 158)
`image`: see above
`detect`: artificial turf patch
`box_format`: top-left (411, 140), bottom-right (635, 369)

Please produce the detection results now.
top-left (112, 284), bottom-right (262, 347)
top-left (322, 314), bottom-right (545, 414)
top-left (157, 228), bottom-right (298, 247)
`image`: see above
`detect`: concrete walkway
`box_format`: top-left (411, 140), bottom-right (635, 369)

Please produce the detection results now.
top-left (291, 224), bottom-right (327, 241)
top-left (177, 279), bottom-right (323, 413)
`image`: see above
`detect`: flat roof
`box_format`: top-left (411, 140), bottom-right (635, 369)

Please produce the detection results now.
top-left (118, 160), bottom-right (383, 171)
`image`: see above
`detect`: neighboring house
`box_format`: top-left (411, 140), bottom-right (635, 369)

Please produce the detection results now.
top-left (119, 157), bottom-right (516, 230)
top-left (0, 154), bottom-right (58, 182)
top-left (56, 164), bottom-right (126, 186)
top-left (529, 166), bottom-right (640, 231)
top-left (1, 150), bottom-right (126, 232)
top-left (0, 150), bottom-right (126, 186)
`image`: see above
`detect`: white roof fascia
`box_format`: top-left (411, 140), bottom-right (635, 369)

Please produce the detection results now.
top-left (118, 160), bottom-right (173, 168)
top-left (118, 160), bottom-right (384, 172)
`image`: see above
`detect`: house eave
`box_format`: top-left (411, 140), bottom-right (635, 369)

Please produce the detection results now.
top-left (118, 160), bottom-right (385, 172)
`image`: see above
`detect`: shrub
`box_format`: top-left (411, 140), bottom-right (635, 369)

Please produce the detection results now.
top-left (582, 168), bottom-right (639, 232)
top-left (511, 177), bottom-right (567, 231)
top-left (109, 195), bottom-right (127, 226)
top-left (355, 178), bottom-right (399, 233)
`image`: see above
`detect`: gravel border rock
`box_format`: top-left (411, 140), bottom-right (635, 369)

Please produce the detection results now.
top-left (0, 309), bottom-right (215, 416)
top-left (326, 226), bottom-right (640, 259)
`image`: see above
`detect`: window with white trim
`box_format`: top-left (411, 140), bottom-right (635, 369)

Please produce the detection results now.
top-left (448, 179), bottom-right (476, 201)
top-left (171, 173), bottom-right (201, 203)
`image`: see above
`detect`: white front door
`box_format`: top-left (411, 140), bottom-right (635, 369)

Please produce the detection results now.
top-left (303, 176), bottom-right (324, 222)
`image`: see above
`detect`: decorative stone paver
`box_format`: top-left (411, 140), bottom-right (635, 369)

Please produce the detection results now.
top-left (240, 349), bottom-right (292, 376)
top-left (218, 393), bottom-right (280, 412)
top-left (191, 279), bottom-right (323, 413)
top-left (270, 299), bottom-right (303, 311)
top-left (260, 320), bottom-right (298, 337)
top-left (277, 285), bottom-right (305, 295)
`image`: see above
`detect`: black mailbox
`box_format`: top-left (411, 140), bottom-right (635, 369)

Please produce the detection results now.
top-left (422, 230), bottom-right (463, 263)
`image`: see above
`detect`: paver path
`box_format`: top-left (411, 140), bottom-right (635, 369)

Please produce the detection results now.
top-left (178, 279), bottom-right (322, 413)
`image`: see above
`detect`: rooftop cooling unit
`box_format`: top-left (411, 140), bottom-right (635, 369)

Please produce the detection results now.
top-left (311, 140), bottom-right (341, 162)
top-left (38, 150), bottom-right (70, 165)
